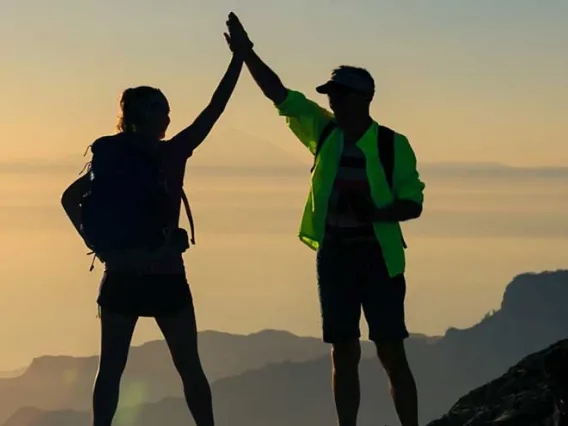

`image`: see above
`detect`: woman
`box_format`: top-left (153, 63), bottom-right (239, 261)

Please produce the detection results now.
top-left (61, 45), bottom-right (245, 426)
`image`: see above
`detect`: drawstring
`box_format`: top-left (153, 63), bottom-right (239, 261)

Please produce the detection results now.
top-left (87, 251), bottom-right (97, 272)
top-left (78, 161), bottom-right (91, 176)
top-left (181, 189), bottom-right (196, 245)
top-left (78, 144), bottom-right (93, 175)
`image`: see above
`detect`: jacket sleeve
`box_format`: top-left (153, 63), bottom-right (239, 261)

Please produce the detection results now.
top-left (275, 89), bottom-right (334, 155)
top-left (392, 134), bottom-right (425, 205)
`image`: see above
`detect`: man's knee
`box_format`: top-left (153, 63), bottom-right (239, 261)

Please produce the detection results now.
top-left (375, 340), bottom-right (411, 377)
top-left (332, 340), bottom-right (361, 372)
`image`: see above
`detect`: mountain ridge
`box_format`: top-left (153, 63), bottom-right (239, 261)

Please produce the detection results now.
top-left (1, 269), bottom-right (567, 425)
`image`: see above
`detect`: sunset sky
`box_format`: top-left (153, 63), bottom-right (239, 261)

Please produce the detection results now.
top-left (1, 0), bottom-right (567, 370)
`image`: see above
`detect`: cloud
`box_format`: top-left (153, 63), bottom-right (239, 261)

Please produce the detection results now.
top-left (420, 162), bottom-right (568, 180)
top-left (0, 157), bottom-right (86, 175)
top-left (2, 125), bottom-right (568, 180)
top-left (3, 157), bottom-right (568, 182)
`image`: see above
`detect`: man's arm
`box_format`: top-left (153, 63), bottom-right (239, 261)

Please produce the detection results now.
top-left (351, 135), bottom-right (424, 223)
top-left (351, 196), bottom-right (422, 223)
top-left (370, 200), bottom-right (422, 222)
top-left (225, 12), bottom-right (287, 105)
top-left (242, 49), bottom-right (288, 105)
top-left (242, 48), bottom-right (334, 154)
top-left (373, 135), bottom-right (425, 222)
top-left (169, 54), bottom-right (244, 158)
top-left (225, 13), bottom-right (333, 153)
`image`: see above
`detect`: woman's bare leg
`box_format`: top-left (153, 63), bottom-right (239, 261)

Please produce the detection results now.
top-left (92, 308), bottom-right (138, 426)
top-left (156, 305), bottom-right (214, 426)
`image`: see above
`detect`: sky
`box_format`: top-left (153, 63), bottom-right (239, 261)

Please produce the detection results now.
top-left (0, 0), bottom-right (567, 370)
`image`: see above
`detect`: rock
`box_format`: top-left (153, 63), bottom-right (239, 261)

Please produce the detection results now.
top-left (427, 339), bottom-right (568, 426)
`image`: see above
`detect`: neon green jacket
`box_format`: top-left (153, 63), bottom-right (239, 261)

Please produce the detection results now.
top-left (276, 90), bottom-right (425, 277)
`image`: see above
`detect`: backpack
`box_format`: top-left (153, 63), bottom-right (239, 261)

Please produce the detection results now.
top-left (79, 134), bottom-right (195, 260)
top-left (311, 121), bottom-right (407, 248)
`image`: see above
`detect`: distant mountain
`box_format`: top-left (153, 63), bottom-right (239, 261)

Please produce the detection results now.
top-left (0, 369), bottom-right (25, 379)
top-left (3, 270), bottom-right (568, 426)
top-left (438, 270), bottom-right (568, 378)
top-left (0, 374), bottom-right (11, 380)
top-left (207, 269), bottom-right (568, 424)
top-left (3, 129), bottom-right (568, 180)
top-left (2, 407), bottom-right (84, 426)
top-left (0, 329), bottom-right (382, 424)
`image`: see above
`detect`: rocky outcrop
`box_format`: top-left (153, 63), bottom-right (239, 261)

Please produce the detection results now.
top-left (427, 339), bottom-right (568, 426)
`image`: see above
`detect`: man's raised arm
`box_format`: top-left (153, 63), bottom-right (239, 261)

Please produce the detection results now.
top-left (225, 12), bottom-right (287, 105)
top-left (244, 50), bottom-right (288, 105)
top-left (224, 13), bottom-right (334, 153)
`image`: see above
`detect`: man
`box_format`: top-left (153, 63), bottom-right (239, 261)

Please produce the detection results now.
top-left (225, 12), bottom-right (424, 426)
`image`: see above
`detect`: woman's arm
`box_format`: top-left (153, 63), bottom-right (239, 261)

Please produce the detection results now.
top-left (169, 54), bottom-right (244, 158)
top-left (61, 174), bottom-right (91, 241)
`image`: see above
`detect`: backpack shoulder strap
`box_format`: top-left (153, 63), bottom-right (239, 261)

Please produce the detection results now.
top-left (377, 125), bottom-right (407, 249)
top-left (180, 189), bottom-right (196, 245)
top-left (377, 125), bottom-right (395, 190)
top-left (310, 121), bottom-right (337, 173)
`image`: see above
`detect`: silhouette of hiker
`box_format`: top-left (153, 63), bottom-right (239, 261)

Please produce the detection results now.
top-left (61, 47), bottom-right (244, 426)
top-left (225, 12), bottom-right (425, 426)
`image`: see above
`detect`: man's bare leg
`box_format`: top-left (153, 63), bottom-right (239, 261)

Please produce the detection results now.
top-left (376, 340), bottom-right (418, 426)
top-left (331, 339), bottom-right (362, 426)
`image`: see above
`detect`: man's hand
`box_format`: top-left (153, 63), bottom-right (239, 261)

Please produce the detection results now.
top-left (224, 12), bottom-right (254, 57)
top-left (223, 13), bottom-right (287, 104)
top-left (347, 194), bottom-right (377, 224)
top-left (351, 197), bottom-right (423, 223)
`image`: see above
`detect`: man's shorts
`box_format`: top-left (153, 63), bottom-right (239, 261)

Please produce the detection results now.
top-left (316, 237), bottom-right (409, 344)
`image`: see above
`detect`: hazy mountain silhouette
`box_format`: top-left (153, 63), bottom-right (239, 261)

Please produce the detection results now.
top-left (0, 327), bottom-right (435, 423)
top-left (0, 329), bottom-right (387, 423)
top-left (2, 408), bottom-right (84, 426)
top-left (3, 270), bottom-right (567, 426)
top-left (3, 125), bottom-right (568, 180)
top-left (0, 369), bottom-right (25, 379)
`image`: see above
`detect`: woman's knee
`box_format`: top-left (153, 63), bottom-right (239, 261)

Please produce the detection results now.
top-left (96, 349), bottom-right (130, 382)
top-left (97, 309), bottom-right (137, 379)
top-left (157, 307), bottom-right (202, 371)
top-left (167, 345), bottom-right (203, 377)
